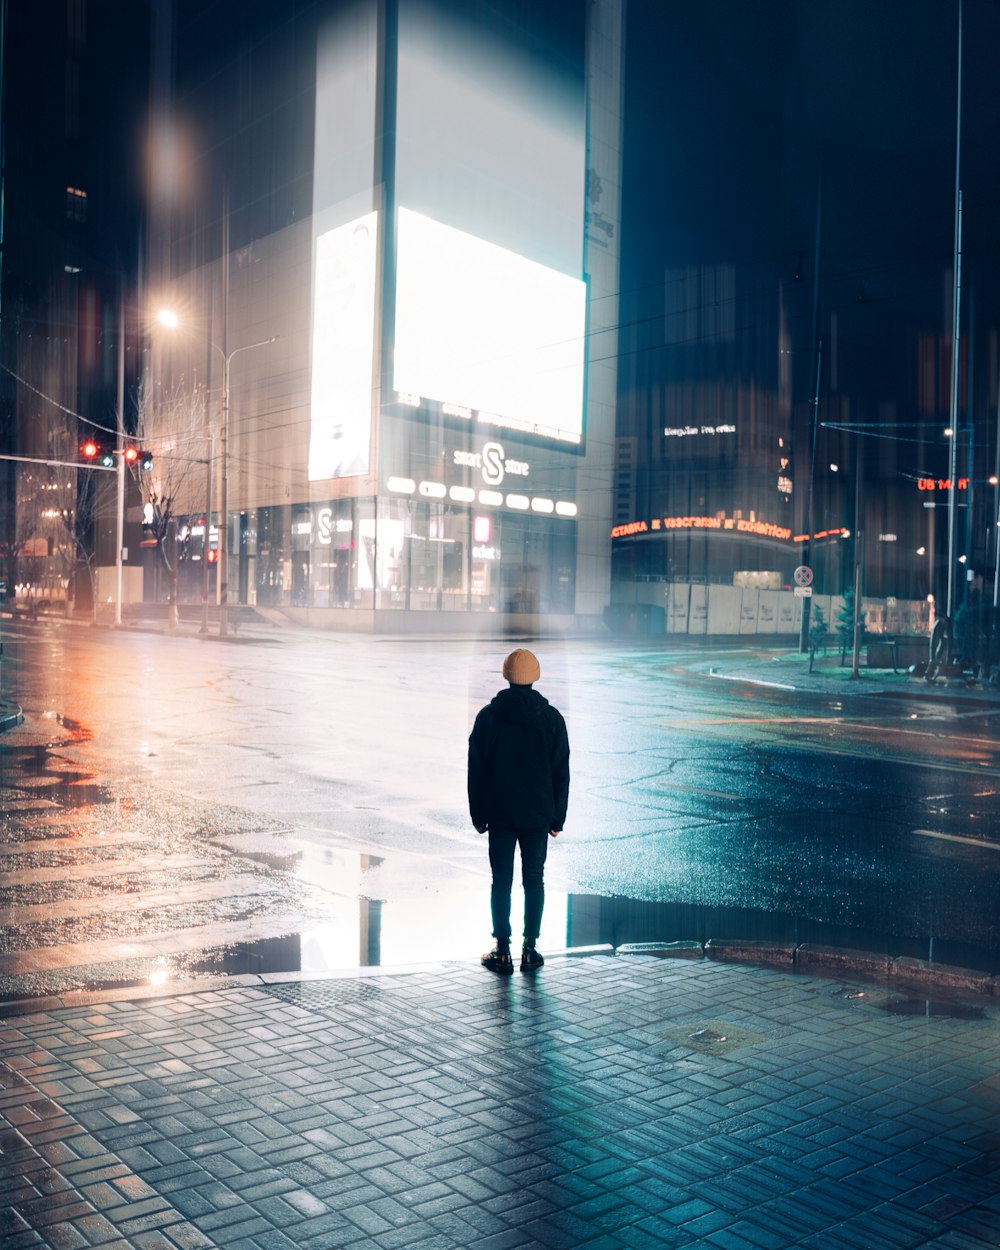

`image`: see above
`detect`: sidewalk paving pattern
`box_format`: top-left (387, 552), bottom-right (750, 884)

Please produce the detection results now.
top-left (2, 955), bottom-right (999, 1249)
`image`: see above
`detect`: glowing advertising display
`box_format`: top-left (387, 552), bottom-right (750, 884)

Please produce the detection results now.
top-left (393, 208), bottom-right (586, 444)
top-left (611, 515), bottom-right (793, 541)
top-left (309, 211), bottom-right (378, 480)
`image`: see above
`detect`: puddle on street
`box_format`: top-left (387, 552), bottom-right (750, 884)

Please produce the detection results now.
top-left (25, 887), bottom-right (990, 1002)
top-left (0, 717), bottom-right (113, 812)
top-left (3, 718), bottom-right (997, 999)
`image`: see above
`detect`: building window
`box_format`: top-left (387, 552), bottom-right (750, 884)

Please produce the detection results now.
top-left (66, 186), bottom-right (87, 223)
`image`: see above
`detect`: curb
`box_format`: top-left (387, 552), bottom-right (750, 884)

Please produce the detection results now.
top-left (1, 938), bottom-right (996, 1018)
top-left (616, 938), bottom-right (998, 998)
top-left (0, 944), bottom-right (619, 1018)
top-left (0, 700), bottom-right (23, 732)
top-left (701, 661), bottom-right (1000, 705)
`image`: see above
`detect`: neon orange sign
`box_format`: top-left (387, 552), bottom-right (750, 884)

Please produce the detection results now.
top-left (611, 515), bottom-right (792, 541)
top-left (918, 478), bottom-right (968, 491)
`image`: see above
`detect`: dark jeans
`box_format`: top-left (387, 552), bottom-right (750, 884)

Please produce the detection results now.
top-left (488, 826), bottom-right (549, 945)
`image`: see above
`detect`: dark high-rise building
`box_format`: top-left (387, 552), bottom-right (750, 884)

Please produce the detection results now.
top-left (610, 1), bottom-right (1000, 641)
top-left (0, 0), bottom-right (151, 609)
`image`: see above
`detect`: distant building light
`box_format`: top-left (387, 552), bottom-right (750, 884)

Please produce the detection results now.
top-left (418, 481), bottom-right (446, 499)
top-left (555, 501), bottom-right (578, 518)
top-left (530, 497), bottom-right (554, 514)
top-left (398, 391), bottom-right (421, 407)
top-left (506, 494), bottom-right (530, 510)
top-left (878, 533), bottom-right (897, 543)
top-left (449, 485), bottom-right (476, 503)
top-left (478, 489), bottom-right (503, 506)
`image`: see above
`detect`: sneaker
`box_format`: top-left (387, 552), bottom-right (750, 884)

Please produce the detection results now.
top-left (520, 945), bottom-right (544, 972)
top-left (482, 946), bottom-right (514, 975)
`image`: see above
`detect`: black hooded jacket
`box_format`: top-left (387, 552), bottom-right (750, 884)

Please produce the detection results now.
top-left (468, 686), bottom-right (570, 832)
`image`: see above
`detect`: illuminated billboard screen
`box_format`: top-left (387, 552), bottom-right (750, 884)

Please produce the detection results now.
top-left (393, 208), bottom-right (586, 445)
top-left (309, 211), bottom-right (378, 480)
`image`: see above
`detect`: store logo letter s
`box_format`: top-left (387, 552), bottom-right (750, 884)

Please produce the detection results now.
top-left (482, 442), bottom-right (505, 486)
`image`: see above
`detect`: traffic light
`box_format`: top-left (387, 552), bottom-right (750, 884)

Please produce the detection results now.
top-left (138, 450), bottom-right (153, 471)
top-left (123, 446), bottom-right (139, 465)
top-left (206, 548), bottom-right (218, 565)
top-left (81, 440), bottom-right (113, 468)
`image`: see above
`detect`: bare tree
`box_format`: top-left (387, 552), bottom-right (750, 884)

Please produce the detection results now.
top-left (134, 380), bottom-right (210, 631)
top-left (62, 461), bottom-right (117, 623)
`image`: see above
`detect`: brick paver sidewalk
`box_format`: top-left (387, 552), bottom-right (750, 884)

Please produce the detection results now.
top-left (1, 955), bottom-right (998, 1250)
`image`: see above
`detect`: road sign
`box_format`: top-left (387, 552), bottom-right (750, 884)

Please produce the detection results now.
top-left (794, 586), bottom-right (813, 598)
top-left (793, 565), bottom-right (813, 587)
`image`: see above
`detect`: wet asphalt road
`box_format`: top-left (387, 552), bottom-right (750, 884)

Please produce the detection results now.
top-left (1, 617), bottom-right (999, 999)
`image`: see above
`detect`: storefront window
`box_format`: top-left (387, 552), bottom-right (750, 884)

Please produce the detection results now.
top-left (310, 500), bottom-right (356, 607)
top-left (255, 505), bottom-right (290, 606)
top-left (291, 505), bottom-right (312, 606)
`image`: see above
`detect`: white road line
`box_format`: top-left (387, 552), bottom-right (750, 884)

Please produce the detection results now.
top-left (709, 670), bottom-right (796, 691)
top-left (913, 828), bottom-right (1000, 851)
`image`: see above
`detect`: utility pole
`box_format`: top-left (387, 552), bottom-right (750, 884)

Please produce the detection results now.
top-left (798, 171), bottom-right (823, 653)
top-left (850, 434), bottom-right (865, 680)
top-left (946, 2), bottom-right (963, 620)
top-left (218, 190), bottom-right (231, 636)
top-left (200, 434), bottom-right (214, 635)
top-left (115, 288), bottom-right (126, 628)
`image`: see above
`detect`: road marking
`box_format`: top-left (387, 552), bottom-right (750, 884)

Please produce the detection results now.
top-left (662, 784), bottom-right (745, 801)
top-left (709, 670), bottom-right (796, 691)
top-left (913, 828), bottom-right (1000, 851)
top-left (665, 713), bottom-right (1000, 750)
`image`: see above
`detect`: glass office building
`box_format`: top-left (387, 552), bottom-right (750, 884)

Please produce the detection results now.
top-left (147, 0), bottom-right (623, 630)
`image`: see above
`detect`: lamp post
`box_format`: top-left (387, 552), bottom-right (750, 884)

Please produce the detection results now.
top-left (216, 337), bottom-right (275, 635)
top-left (156, 309), bottom-right (274, 636)
top-left (848, 435), bottom-right (865, 680)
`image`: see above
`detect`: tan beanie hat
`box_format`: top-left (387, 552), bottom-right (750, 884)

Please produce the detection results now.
top-left (503, 648), bottom-right (541, 686)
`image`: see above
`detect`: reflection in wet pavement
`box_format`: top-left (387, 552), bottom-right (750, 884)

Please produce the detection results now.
top-left (3, 720), bottom-right (998, 999)
top-left (3, 632), bottom-right (1000, 1004)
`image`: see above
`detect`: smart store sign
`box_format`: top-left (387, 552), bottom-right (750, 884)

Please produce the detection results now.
top-left (453, 441), bottom-right (530, 487)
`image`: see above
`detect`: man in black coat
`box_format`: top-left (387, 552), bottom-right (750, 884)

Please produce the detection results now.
top-left (468, 648), bottom-right (570, 974)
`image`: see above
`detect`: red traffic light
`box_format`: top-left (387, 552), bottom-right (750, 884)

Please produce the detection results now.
top-left (124, 446), bottom-right (139, 464)
top-left (206, 549), bottom-right (218, 564)
top-left (82, 440), bottom-right (99, 458)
